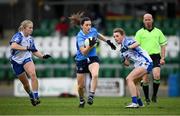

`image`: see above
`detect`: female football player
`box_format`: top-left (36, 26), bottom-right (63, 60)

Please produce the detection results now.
top-left (113, 28), bottom-right (153, 108)
top-left (9, 20), bottom-right (51, 106)
top-left (69, 12), bottom-right (116, 108)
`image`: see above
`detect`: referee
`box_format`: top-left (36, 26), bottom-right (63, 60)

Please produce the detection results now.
top-left (135, 13), bottom-right (167, 104)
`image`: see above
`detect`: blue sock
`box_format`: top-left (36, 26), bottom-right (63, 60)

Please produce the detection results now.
top-left (132, 96), bottom-right (137, 104)
top-left (28, 91), bottom-right (34, 99)
top-left (137, 98), bottom-right (143, 106)
top-left (33, 91), bottom-right (39, 99)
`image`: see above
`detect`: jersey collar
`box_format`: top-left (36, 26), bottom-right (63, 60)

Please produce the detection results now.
top-left (143, 25), bottom-right (155, 32)
top-left (20, 31), bottom-right (31, 39)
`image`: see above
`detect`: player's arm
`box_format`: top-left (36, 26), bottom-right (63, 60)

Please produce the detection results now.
top-left (80, 46), bottom-right (92, 55)
top-left (159, 30), bottom-right (167, 65)
top-left (128, 42), bottom-right (139, 49)
top-left (160, 45), bottom-right (166, 65)
top-left (80, 38), bottom-right (96, 55)
top-left (97, 33), bottom-right (107, 42)
top-left (33, 51), bottom-right (51, 59)
top-left (33, 51), bottom-right (44, 58)
top-left (10, 42), bottom-right (27, 51)
top-left (98, 33), bottom-right (116, 50)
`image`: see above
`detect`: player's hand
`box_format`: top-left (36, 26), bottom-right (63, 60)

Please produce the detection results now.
top-left (43, 54), bottom-right (51, 59)
top-left (89, 37), bottom-right (97, 47)
top-left (160, 58), bottom-right (165, 65)
top-left (124, 59), bottom-right (130, 66)
top-left (27, 46), bottom-right (38, 52)
top-left (120, 46), bottom-right (128, 53)
top-left (106, 40), bottom-right (116, 50)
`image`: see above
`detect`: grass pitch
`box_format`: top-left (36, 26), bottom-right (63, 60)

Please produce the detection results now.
top-left (0, 97), bottom-right (180, 115)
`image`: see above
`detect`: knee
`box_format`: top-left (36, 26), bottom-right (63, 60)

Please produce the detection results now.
top-left (153, 73), bottom-right (160, 80)
top-left (78, 85), bottom-right (84, 90)
top-left (143, 77), bottom-right (149, 83)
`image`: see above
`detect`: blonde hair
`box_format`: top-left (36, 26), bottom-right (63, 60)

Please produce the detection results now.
top-left (18, 20), bottom-right (33, 31)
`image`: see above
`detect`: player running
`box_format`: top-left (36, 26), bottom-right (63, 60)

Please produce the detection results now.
top-left (69, 12), bottom-right (116, 108)
top-left (9, 20), bottom-right (51, 106)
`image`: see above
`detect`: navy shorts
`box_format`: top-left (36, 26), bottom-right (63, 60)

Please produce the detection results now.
top-left (10, 58), bottom-right (32, 76)
top-left (76, 56), bottom-right (100, 73)
top-left (150, 54), bottom-right (161, 68)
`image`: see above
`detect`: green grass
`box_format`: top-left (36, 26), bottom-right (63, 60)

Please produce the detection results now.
top-left (0, 97), bottom-right (180, 115)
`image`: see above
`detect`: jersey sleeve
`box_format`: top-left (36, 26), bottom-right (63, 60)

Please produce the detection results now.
top-left (9, 33), bottom-right (23, 45)
top-left (29, 38), bottom-right (38, 51)
top-left (77, 35), bottom-right (84, 48)
top-left (159, 30), bottom-right (167, 46)
top-left (126, 37), bottom-right (136, 46)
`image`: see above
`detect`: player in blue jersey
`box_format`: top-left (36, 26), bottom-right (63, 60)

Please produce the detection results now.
top-left (69, 12), bottom-right (116, 108)
top-left (9, 20), bottom-right (51, 106)
top-left (113, 28), bottom-right (153, 108)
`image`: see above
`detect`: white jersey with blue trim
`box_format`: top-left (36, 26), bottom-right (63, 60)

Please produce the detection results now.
top-left (9, 32), bottom-right (37, 64)
top-left (120, 37), bottom-right (152, 68)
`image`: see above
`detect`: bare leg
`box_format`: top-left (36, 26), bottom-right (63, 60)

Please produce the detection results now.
top-left (87, 62), bottom-right (99, 105)
top-left (88, 62), bottom-right (99, 93)
top-left (77, 73), bottom-right (86, 108)
top-left (18, 72), bottom-right (36, 106)
top-left (24, 61), bottom-right (40, 106)
top-left (18, 72), bottom-right (31, 94)
top-left (77, 73), bottom-right (85, 98)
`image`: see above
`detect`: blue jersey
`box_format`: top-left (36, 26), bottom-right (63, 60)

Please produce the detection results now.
top-left (9, 32), bottom-right (37, 64)
top-left (120, 37), bottom-right (152, 71)
top-left (75, 27), bottom-right (98, 61)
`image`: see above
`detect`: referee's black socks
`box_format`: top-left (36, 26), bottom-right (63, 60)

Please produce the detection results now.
top-left (142, 83), bottom-right (149, 100)
top-left (153, 79), bottom-right (160, 97)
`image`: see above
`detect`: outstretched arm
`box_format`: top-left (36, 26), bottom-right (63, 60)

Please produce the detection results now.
top-left (128, 42), bottom-right (139, 49)
top-left (98, 33), bottom-right (116, 50)
top-left (33, 51), bottom-right (51, 59)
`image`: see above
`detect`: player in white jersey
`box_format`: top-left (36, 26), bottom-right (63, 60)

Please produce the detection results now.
top-left (9, 20), bottom-right (51, 106)
top-left (113, 28), bottom-right (153, 108)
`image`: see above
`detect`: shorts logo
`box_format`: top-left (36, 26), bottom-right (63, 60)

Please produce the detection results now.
top-left (79, 67), bottom-right (83, 71)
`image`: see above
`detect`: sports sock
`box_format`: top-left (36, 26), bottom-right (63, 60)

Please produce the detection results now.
top-left (142, 83), bottom-right (149, 100)
top-left (132, 96), bottom-right (138, 104)
top-left (137, 98), bottom-right (143, 106)
top-left (89, 91), bottom-right (95, 98)
top-left (28, 91), bottom-right (34, 99)
top-left (79, 96), bottom-right (84, 101)
top-left (153, 79), bottom-right (160, 97)
top-left (33, 91), bottom-right (39, 99)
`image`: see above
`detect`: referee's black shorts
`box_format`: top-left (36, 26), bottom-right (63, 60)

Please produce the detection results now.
top-left (150, 54), bottom-right (161, 68)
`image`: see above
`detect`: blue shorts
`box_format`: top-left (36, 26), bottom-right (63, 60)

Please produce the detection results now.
top-left (10, 58), bottom-right (32, 76)
top-left (146, 62), bottom-right (153, 73)
top-left (76, 56), bottom-right (99, 73)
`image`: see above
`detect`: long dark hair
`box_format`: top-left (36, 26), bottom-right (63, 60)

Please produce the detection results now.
top-left (69, 12), bottom-right (91, 26)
